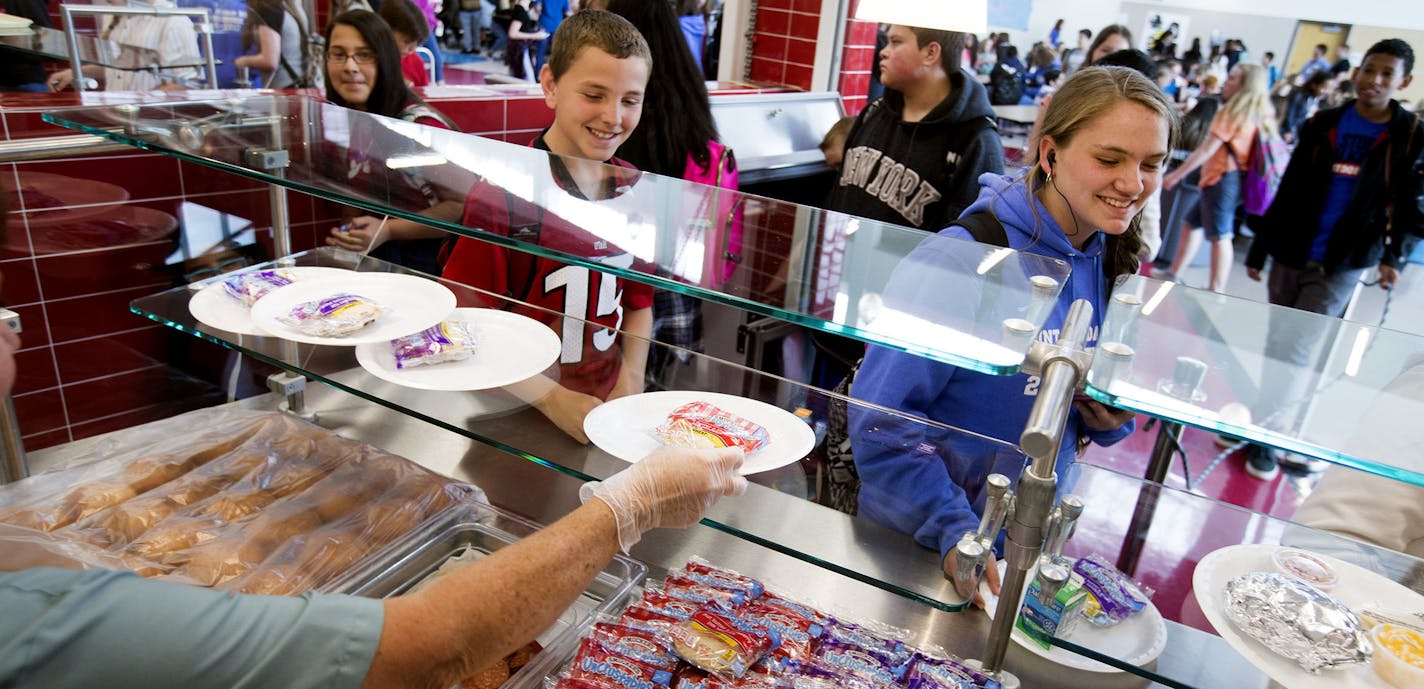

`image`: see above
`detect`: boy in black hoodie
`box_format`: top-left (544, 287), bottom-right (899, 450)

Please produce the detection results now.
top-left (828, 24), bottom-right (1005, 231)
top-left (1242, 38), bottom-right (1423, 478)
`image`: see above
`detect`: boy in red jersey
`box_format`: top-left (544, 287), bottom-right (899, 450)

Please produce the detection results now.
top-left (442, 10), bottom-right (654, 442)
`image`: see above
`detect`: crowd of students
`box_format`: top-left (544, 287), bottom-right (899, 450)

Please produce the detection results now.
top-left (1, 3), bottom-right (1422, 677)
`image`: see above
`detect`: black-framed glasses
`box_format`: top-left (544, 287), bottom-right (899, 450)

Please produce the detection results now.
top-left (326, 50), bottom-right (377, 65)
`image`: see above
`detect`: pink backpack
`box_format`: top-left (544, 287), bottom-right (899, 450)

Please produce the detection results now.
top-left (683, 140), bottom-right (743, 286)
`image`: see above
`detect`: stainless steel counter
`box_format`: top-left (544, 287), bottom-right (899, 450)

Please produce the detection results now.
top-left (28, 385), bottom-right (1274, 689)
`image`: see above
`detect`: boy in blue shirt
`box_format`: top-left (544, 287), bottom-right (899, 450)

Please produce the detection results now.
top-left (1244, 38), bottom-right (1423, 478)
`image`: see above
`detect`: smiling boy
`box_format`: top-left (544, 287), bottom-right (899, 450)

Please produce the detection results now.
top-left (1244, 38), bottom-right (1424, 477)
top-left (441, 10), bottom-right (655, 442)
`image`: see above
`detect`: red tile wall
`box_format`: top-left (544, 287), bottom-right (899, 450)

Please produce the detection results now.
top-left (1, 83), bottom-right (793, 453)
top-left (747, 0), bottom-right (821, 91)
top-left (1, 101), bottom-right (282, 451)
top-left (833, 0), bottom-right (879, 117)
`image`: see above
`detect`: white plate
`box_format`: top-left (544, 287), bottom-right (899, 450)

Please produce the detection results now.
top-left (583, 390), bottom-right (815, 475)
top-left (980, 559), bottom-right (1168, 673)
top-left (187, 267), bottom-right (355, 335)
top-left (353, 308), bottom-right (561, 391)
top-left (1194, 543), bottom-right (1424, 689)
top-left (249, 273), bottom-right (456, 346)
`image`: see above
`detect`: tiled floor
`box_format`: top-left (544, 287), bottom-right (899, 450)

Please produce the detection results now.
top-left (1081, 231), bottom-right (1424, 524)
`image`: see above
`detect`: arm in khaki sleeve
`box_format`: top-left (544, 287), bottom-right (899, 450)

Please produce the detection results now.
top-left (360, 447), bottom-right (746, 689)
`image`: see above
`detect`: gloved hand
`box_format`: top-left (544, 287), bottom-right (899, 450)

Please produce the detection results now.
top-left (579, 447), bottom-right (747, 552)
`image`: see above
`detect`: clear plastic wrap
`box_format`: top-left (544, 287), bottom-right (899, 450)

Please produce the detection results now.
top-left (221, 269), bottom-right (295, 306)
top-left (279, 293), bottom-right (382, 337)
top-left (0, 407), bottom-right (478, 595)
top-left (392, 320), bottom-right (477, 369)
top-left (528, 557), bottom-right (997, 689)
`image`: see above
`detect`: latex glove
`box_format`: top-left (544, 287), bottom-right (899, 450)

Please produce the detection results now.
top-left (579, 447), bottom-right (747, 552)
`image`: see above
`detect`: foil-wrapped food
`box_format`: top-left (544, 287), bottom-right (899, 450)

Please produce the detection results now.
top-left (1223, 572), bottom-right (1371, 672)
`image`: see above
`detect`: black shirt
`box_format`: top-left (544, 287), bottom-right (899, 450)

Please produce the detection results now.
top-left (1, 0), bottom-right (52, 89)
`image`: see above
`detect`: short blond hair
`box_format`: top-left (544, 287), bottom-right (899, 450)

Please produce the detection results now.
top-left (547, 9), bottom-right (651, 81)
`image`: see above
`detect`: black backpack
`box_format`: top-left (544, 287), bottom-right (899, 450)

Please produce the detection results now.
top-left (988, 64), bottom-right (1023, 106)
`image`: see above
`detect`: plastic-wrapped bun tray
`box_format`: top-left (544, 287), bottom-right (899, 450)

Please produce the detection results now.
top-left (325, 501), bottom-right (647, 688)
top-left (0, 407), bottom-right (484, 594)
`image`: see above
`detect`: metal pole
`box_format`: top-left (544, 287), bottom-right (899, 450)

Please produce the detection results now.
top-left (62, 4), bottom-right (85, 93)
top-left (0, 133), bottom-right (131, 162)
top-left (1116, 421), bottom-right (1181, 575)
top-left (982, 299), bottom-right (1095, 677)
top-left (197, 11), bottom-right (218, 88)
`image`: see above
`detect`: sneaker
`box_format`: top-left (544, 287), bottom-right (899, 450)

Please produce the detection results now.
top-left (1278, 452), bottom-right (1329, 473)
top-left (1149, 267), bottom-right (1178, 282)
top-left (1214, 433), bottom-right (1244, 449)
top-left (1244, 445), bottom-right (1281, 481)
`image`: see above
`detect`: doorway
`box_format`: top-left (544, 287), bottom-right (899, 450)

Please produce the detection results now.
top-left (1286, 21), bottom-right (1349, 76)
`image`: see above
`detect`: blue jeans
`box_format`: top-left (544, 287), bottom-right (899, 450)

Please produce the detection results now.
top-left (1186, 170), bottom-right (1242, 240)
top-left (458, 9), bottom-right (481, 51)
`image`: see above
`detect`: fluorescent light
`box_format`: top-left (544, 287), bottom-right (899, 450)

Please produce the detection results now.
top-left (975, 247), bottom-right (1012, 275)
top-left (1142, 281), bottom-right (1173, 317)
top-left (1345, 327), bottom-right (1371, 378)
top-left (855, 0), bottom-right (987, 34)
top-left (386, 153), bottom-right (448, 169)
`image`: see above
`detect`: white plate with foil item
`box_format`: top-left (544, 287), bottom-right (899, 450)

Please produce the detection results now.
top-left (980, 559), bottom-right (1168, 673)
top-left (1193, 543), bottom-right (1424, 689)
top-left (187, 267), bottom-right (356, 336)
top-left (249, 273), bottom-right (455, 345)
top-left (583, 390), bottom-right (815, 475)
top-left (354, 307), bottom-right (560, 391)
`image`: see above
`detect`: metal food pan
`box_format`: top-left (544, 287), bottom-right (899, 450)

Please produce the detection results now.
top-left (323, 501), bottom-right (646, 686)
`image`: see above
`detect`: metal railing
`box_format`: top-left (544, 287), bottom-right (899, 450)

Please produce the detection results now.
top-left (60, 3), bottom-right (219, 92)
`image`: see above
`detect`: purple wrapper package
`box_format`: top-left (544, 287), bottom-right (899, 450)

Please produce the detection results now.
top-left (221, 270), bottom-right (293, 306)
top-left (906, 653), bottom-right (1001, 689)
top-left (390, 321), bottom-right (476, 369)
top-left (279, 293), bottom-right (381, 337)
top-left (813, 640), bottom-right (907, 686)
top-left (1073, 555), bottom-right (1150, 627)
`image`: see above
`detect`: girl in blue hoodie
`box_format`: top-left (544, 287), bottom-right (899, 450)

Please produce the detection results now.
top-left (848, 66), bottom-right (1178, 606)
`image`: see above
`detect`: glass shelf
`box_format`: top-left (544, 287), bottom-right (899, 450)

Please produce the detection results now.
top-left (1088, 275), bottom-right (1424, 486)
top-left (43, 95), bottom-right (1071, 376)
top-left (127, 249), bottom-right (1424, 688)
top-left (0, 25), bottom-right (211, 71)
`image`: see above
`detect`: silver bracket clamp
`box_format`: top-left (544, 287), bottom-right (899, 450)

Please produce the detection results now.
top-left (267, 371), bottom-right (316, 421)
top-left (245, 148), bottom-right (290, 171)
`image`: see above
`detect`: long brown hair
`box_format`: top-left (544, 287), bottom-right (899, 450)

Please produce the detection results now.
top-left (1028, 65), bottom-right (1178, 281)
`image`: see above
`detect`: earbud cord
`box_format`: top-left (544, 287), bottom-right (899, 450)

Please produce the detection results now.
top-left (1047, 168), bottom-right (1081, 238)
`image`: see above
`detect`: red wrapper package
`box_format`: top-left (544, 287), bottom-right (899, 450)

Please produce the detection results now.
top-left (668, 605), bottom-right (781, 678)
top-left (570, 637), bottom-right (676, 688)
top-left (588, 621), bottom-right (679, 670)
top-left (653, 402), bottom-right (770, 453)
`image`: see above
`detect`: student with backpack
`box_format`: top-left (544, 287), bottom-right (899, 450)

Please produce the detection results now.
top-left (828, 24), bottom-right (1005, 231)
top-left (846, 66), bottom-right (1161, 606)
top-left (236, 0), bottom-right (317, 89)
top-left (1239, 39), bottom-right (1424, 479)
top-left (1163, 62), bottom-right (1277, 292)
top-left (603, 0), bottom-right (740, 387)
